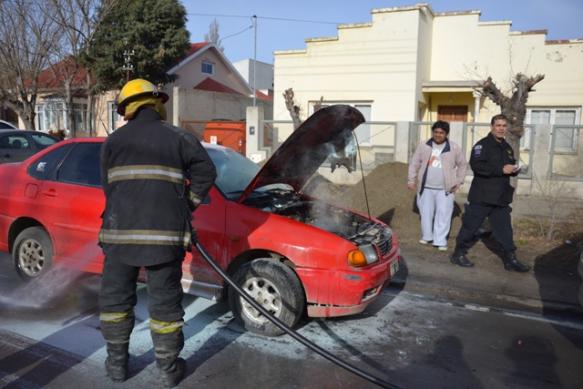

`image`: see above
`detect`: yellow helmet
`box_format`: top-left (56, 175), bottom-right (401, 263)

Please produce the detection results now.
top-left (116, 79), bottom-right (169, 115)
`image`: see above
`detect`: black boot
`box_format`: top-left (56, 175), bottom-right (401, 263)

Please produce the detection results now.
top-left (100, 311), bottom-right (134, 383)
top-left (152, 328), bottom-right (185, 388)
top-left (104, 342), bottom-right (129, 382)
top-left (503, 252), bottom-right (530, 272)
top-left (450, 251), bottom-right (474, 267)
top-left (158, 357), bottom-right (186, 388)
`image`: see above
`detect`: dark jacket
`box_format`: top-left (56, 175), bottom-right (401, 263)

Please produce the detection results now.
top-left (468, 133), bottom-right (518, 206)
top-left (99, 107), bottom-right (217, 266)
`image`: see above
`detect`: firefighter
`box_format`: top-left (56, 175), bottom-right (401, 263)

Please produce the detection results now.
top-left (98, 78), bottom-right (216, 387)
top-left (451, 114), bottom-right (530, 272)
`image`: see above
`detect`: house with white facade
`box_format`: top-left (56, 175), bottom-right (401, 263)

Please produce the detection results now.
top-left (268, 3), bottom-right (583, 192)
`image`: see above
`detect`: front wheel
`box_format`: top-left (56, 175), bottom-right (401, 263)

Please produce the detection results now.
top-left (228, 259), bottom-right (305, 336)
top-left (12, 227), bottom-right (53, 281)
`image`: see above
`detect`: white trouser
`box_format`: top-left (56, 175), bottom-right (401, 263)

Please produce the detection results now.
top-left (417, 188), bottom-right (455, 246)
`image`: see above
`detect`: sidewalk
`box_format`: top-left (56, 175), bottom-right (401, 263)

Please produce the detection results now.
top-left (391, 241), bottom-right (583, 318)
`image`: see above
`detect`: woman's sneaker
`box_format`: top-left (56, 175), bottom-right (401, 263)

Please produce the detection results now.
top-left (419, 239), bottom-right (430, 245)
top-left (437, 246), bottom-right (448, 251)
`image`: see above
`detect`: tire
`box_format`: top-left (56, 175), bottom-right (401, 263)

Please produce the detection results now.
top-left (12, 227), bottom-right (53, 281)
top-left (228, 259), bottom-right (305, 336)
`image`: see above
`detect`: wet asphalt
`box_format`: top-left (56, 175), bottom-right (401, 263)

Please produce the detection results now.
top-left (0, 252), bottom-right (582, 389)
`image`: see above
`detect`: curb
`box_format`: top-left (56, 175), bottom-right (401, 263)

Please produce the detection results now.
top-left (389, 274), bottom-right (583, 318)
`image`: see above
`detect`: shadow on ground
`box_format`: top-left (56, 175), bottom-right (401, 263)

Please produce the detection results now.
top-left (533, 237), bottom-right (583, 350)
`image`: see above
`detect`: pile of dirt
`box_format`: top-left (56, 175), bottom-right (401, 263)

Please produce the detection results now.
top-left (305, 162), bottom-right (440, 242)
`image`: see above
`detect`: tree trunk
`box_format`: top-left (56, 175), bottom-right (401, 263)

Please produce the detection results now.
top-left (481, 73), bottom-right (545, 188)
top-left (283, 88), bottom-right (302, 130)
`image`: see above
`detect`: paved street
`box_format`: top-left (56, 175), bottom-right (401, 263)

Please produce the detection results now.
top-left (1, 252), bottom-right (582, 389)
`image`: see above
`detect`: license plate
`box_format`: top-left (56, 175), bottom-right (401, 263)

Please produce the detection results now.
top-left (390, 260), bottom-right (399, 276)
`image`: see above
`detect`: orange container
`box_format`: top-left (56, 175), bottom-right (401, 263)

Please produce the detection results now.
top-left (203, 121), bottom-right (246, 155)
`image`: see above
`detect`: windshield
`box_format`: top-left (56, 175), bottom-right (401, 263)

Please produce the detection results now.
top-left (206, 147), bottom-right (260, 200)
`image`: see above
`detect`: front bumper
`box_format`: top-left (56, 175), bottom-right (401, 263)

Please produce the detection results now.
top-left (300, 246), bottom-right (401, 318)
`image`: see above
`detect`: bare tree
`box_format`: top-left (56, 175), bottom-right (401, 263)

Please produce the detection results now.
top-left (205, 18), bottom-right (224, 52)
top-left (480, 73), bottom-right (545, 161)
top-left (46, 0), bottom-right (118, 137)
top-left (283, 88), bottom-right (302, 130)
top-left (313, 96), bottom-right (325, 112)
top-left (0, 0), bottom-right (58, 129)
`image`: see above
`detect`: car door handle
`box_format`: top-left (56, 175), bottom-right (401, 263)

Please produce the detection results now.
top-left (42, 189), bottom-right (57, 197)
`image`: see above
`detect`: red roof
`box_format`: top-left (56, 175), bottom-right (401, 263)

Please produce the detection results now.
top-left (255, 90), bottom-right (273, 102)
top-left (194, 77), bottom-right (243, 95)
top-left (36, 57), bottom-right (88, 89)
top-left (186, 42), bottom-right (209, 57)
top-left (195, 78), bottom-right (273, 102)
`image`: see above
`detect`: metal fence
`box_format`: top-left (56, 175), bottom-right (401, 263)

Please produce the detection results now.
top-left (549, 124), bottom-right (583, 181)
top-left (257, 119), bottom-right (583, 187)
top-left (260, 120), bottom-right (397, 167)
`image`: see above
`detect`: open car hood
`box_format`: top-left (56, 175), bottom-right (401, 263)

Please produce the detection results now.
top-left (239, 105), bottom-right (364, 202)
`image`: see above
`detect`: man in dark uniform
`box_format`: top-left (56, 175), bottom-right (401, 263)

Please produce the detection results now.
top-left (98, 79), bottom-right (216, 387)
top-left (451, 114), bottom-right (530, 272)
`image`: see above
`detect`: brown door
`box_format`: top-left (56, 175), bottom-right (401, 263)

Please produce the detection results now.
top-left (438, 105), bottom-right (468, 122)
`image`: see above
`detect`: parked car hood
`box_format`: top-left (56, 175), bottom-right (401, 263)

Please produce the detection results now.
top-left (239, 105), bottom-right (364, 201)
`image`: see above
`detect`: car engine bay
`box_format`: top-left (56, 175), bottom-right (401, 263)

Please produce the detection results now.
top-left (243, 187), bottom-right (393, 255)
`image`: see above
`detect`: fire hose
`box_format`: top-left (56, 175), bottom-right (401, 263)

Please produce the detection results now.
top-left (194, 240), bottom-right (400, 389)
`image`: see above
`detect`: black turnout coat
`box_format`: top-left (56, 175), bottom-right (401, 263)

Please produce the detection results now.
top-left (99, 107), bottom-right (217, 266)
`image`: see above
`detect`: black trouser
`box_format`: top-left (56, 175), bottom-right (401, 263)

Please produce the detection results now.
top-left (99, 257), bottom-right (185, 322)
top-left (99, 256), bottom-right (185, 367)
top-left (455, 203), bottom-right (516, 254)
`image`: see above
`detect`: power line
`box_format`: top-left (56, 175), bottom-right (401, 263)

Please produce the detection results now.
top-left (258, 15), bottom-right (341, 25)
top-left (187, 12), bottom-right (343, 25)
top-left (220, 23), bottom-right (253, 42)
top-left (187, 12), bottom-right (249, 19)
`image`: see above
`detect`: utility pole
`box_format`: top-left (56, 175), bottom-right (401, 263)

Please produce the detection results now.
top-left (252, 15), bottom-right (257, 107)
top-left (122, 41), bottom-right (135, 82)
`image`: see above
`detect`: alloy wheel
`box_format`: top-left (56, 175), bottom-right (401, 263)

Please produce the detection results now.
top-left (17, 238), bottom-right (46, 277)
top-left (240, 276), bottom-right (282, 325)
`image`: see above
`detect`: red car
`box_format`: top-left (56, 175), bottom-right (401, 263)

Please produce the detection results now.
top-left (0, 105), bottom-right (400, 336)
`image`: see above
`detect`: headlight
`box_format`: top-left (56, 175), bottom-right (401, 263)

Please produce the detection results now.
top-left (348, 244), bottom-right (379, 267)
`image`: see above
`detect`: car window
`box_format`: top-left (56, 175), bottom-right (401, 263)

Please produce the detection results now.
top-left (206, 147), bottom-right (260, 199)
top-left (0, 121), bottom-right (16, 129)
top-left (0, 135), bottom-right (31, 150)
top-left (28, 144), bottom-right (74, 180)
top-left (30, 133), bottom-right (58, 149)
top-left (57, 143), bottom-right (102, 187)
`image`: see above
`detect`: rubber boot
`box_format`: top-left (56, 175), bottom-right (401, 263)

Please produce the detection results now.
top-left (152, 330), bottom-right (185, 388)
top-left (450, 251), bottom-right (474, 267)
top-left (100, 311), bottom-right (135, 383)
top-left (158, 356), bottom-right (186, 388)
top-left (104, 342), bottom-right (129, 382)
top-left (503, 252), bottom-right (531, 272)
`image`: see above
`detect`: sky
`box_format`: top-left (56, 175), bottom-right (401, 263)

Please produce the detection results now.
top-left (182, 0), bottom-right (583, 64)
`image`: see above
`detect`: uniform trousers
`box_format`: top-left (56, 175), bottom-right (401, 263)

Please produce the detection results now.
top-left (455, 202), bottom-right (516, 254)
top-left (99, 257), bottom-right (184, 322)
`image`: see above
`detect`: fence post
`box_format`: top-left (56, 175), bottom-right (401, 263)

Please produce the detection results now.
top-left (172, 86), bottom-right (180, 127)
top-left (532, 124), bottom-right (552, 181)
top-left (395, 121), bottom-right (410, 163)
top-left (246, 105), bottom-right (266, 162)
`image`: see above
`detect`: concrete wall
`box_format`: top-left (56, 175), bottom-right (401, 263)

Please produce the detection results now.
top-left (172, 88), bottom-right (272, 136)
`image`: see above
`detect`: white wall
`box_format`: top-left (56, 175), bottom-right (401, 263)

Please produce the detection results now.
top-left (274, 7), bottom-right (424, 142)
top-left (233, 59), bottom-right (274, 91)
